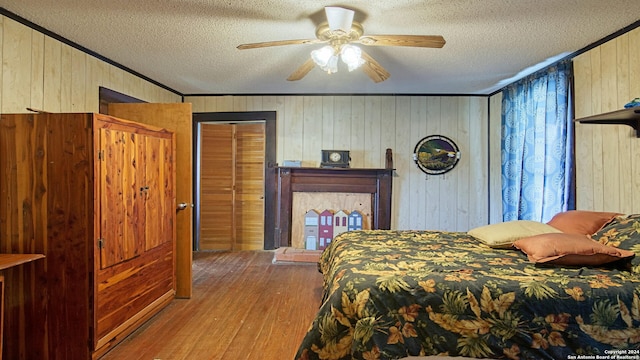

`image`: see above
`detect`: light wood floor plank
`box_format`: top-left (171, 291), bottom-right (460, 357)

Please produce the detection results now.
top-left (100, 251), bottom-right (322, 360)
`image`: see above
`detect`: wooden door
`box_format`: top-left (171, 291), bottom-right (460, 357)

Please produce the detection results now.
top-left (199, 124), bottom-right (234, 250)
top-left (107, 103), bottom-right (193, 298)
top-left (235, 124), bottom-right (265, 250)
top-left (199, 123), bottom-right (265, 251)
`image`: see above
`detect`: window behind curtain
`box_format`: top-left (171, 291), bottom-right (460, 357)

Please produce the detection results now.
top-left (501, 60), bottom-right (575, 222)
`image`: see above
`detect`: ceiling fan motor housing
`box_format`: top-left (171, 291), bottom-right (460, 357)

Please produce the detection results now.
top-left (315, 21), bottom-right (364, 45)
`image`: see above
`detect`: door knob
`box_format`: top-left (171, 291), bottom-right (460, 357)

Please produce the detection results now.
top-left (177, 202), bottom-right (190, 211)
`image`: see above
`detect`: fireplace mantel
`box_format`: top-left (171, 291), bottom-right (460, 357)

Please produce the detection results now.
top-left (275, 167), bottom-right (393, 247)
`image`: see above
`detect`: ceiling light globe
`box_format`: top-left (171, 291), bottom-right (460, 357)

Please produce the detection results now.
top-left (340, 45), bottom-right (365, 71)
top-left (311, 46), bottom-right (335, 67)
top-left (326, 55), bottom-right (339, 74)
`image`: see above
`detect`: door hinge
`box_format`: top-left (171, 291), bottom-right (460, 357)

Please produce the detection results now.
top-left (97, 238), bottom-right (104, 248)
top-left (97, 150), bottom-right (105, 160)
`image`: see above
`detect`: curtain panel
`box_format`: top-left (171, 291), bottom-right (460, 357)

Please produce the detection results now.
top-left (501, 60), bottom-right (574, 222)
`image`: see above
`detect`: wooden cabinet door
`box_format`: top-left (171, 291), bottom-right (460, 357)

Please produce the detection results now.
top-left (98, 124), bottom-right (174, 267)
top-left (98, 127), bottom-right (143, 269)
top-left (142, 134), bottom-right (174, 251)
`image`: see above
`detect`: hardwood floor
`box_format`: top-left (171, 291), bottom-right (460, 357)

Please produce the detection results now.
top-left (100, 251), bottom-right (323, 360)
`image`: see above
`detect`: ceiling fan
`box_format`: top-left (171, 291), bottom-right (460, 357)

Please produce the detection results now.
top-left (237, 6), bottom-right (446, 83)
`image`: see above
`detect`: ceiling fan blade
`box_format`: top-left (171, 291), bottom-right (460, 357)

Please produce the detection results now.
top-left (237, 38), bottom-right (323, 50)
top-left (357, 35), bottom-right (446, 48)
top-left (287, 58), bottom-right (316, 81)
top-left (325, 6), bottom-right (354, 31)
top-left (360, 50), bottom-right (390, 83)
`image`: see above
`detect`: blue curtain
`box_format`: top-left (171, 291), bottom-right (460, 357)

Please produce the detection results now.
top-left (501, 60), bottom-right (574, 222)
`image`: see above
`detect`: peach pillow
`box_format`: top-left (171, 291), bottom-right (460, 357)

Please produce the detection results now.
top-left (513, 233), bottom-right (635, 266)
top-left (467, 220), bottom-right (562, 248)
top-left (547, 210), bottom-right (621, 235)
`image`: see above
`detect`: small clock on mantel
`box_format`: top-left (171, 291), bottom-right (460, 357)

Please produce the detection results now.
top-left (321, 150), bottom-right (350, 168)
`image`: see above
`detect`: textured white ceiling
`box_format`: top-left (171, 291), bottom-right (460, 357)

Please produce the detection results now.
top-left (1, 0), bottom-right (638, 95)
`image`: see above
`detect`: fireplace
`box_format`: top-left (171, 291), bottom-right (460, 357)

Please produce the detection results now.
top-left (275, 167), bottom-right (393, 248)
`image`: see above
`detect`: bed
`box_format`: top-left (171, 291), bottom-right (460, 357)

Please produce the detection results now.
top-left (295, 211), bottom-right (640, 360)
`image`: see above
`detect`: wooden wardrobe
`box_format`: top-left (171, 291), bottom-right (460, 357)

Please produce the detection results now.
top-left (0, 112), bottom-right (176, 359)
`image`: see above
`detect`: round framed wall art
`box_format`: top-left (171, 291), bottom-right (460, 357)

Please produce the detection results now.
top-left (413, 135), bottom-right (461, 175)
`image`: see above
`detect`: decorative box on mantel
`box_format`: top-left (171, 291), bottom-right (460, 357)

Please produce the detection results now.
top-left (275, 167), bottom-right (393, 248)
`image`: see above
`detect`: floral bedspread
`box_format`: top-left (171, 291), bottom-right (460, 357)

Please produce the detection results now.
top-left (295, 228), bottom-right (640, 360)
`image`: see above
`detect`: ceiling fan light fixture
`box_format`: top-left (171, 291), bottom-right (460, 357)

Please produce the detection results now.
top-left (238, 6), bottom-right (445, 83)
top-left (340, 44), bottom-right (365, 72)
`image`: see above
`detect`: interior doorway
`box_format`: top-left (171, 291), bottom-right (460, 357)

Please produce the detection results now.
top-left (199, 122), bottom-right (264, 251)
top-left (193, 112), bottom-right (277, 251)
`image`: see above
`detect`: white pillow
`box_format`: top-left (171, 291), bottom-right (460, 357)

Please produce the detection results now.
top-left (468, 220), bottom-right (562, 248)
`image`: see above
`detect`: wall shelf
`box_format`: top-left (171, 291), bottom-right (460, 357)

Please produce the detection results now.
top-left (574, 107), bottom-right (640, 137)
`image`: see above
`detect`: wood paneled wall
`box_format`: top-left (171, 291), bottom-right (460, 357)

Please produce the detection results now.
top-left (0, 15), bottom-right (180, 114)
top-left (186, 95), bottom-right (500, 231)
top-left (573, 26), bottom-right (640, 214)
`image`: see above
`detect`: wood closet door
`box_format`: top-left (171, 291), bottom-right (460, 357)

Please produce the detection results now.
top-left (234, 124), bottom-right (265, 250)
top-left (199, 123), bottom-right (265, 251)
top-left (200, 124), bottom-right (234, 250)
